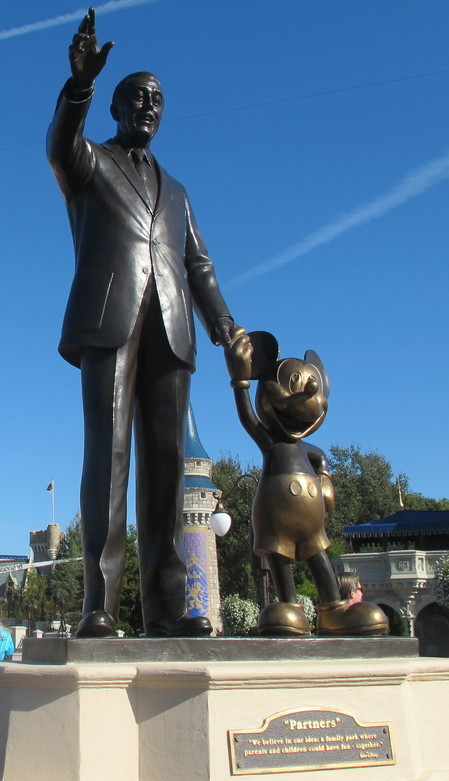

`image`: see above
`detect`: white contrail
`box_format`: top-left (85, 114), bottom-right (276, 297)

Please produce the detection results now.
top-left (225, 149), bottom-right (449, 290)
top-left (0, 0), bottom-right (160, 41)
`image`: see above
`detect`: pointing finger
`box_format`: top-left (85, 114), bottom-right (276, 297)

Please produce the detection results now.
top-left (88, 7), bottom-right (96, 36)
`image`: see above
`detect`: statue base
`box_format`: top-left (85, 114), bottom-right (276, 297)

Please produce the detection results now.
top-left (22, 634), bottom-right (418, 664)
top-left (1, 638), bottom-right (447, 780)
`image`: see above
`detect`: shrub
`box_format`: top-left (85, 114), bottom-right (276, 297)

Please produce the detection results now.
top-left (220, 595), bottom-right (259, 636)
top-left (296, 593), bottom-right (316, 628)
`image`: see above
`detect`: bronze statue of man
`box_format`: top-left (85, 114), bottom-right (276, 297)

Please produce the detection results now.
top-left (48, 8), bottom-right (243, 638)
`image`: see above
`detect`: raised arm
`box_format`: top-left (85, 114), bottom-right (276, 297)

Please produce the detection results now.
top-left (69, 7), bottom-right (114, 91)
top-left (225, 334), bottom-right (272, 451)
top-left (47, 8), bottom-right (114, 200)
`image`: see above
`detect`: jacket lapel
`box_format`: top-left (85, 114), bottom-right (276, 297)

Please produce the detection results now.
top-left (153, 159), bottom-right (170, 216)
top-left (101, 141), bottom-right (154, 211)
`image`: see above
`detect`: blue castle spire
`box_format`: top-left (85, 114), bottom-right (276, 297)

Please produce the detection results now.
top-left (184, 405), bottom-right (217, 490)
top-left (185, 404), bottom-right (210, 459)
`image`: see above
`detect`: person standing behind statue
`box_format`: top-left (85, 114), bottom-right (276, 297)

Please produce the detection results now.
top-left (47, 8), bottom-right (245, 639)
top-left (336, 572), bottom-right (364, 606)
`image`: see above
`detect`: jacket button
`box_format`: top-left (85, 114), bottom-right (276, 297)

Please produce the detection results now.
top-left (142, 267), bottom-right (149, 274)
top-left (152, 238), bottom-right (158, 245)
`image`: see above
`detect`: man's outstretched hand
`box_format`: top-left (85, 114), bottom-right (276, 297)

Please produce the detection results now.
top-left (69, 7), bottom-right (114, 89)
top-left (213, 318), bottom-right (248, 349)
top-left (224, 332), bottom-right (253, 388)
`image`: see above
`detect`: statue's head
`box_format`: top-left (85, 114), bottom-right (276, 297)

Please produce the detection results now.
top-left (240, 332), bottom-right (329, 441)
top-left (254, 348), bottom-right (330, 441)
top-left (110, 72), bottom-right (164, 148)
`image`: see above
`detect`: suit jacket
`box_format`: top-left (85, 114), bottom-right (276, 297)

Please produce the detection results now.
top-left (47, 84), bottom-right (231, 369)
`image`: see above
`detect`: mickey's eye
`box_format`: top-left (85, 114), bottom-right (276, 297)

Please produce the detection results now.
top-left (289, 372), bottom-right (302, 392)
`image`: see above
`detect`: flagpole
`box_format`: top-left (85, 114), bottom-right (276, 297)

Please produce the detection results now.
top-left (397, 476), bottom-right (404, 510)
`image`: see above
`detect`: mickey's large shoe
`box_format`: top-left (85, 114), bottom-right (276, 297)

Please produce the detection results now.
top-left (317, 600), bottom-right (389, 637)
top-left (258, 602), bottom-right (310, 637)
top-left (76, 609), bottom-right (117, 638)
top-left (145, 613), bottom-right (213, 638)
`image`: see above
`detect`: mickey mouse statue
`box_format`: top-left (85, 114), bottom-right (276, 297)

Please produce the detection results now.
top-left (225, 331), bottom-right (388, 637)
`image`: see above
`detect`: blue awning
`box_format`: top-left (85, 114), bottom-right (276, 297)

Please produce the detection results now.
top-left (344, 510), bottom-right (449, 538)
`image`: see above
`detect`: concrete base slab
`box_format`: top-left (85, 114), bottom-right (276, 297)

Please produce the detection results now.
top-left (22, 635), bottom-right (419, 664)
top-left (0, 652), bottom-right (447, 780)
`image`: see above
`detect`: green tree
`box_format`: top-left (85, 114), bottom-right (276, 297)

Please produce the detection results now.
top-left (291, 562), bottom-right (318, 602)
top-left (212, 454), bottom-right (261, 600)
top-left (326, 445), bottom-right (400, 541)
top-left (402, 493), bottom-right (449, 511)
top-left (21, 569), bottom-right (53, 623)
top-left (118, 525), bottom-right (142, 636)
top-left (48, 514), bottom-right (84, 627)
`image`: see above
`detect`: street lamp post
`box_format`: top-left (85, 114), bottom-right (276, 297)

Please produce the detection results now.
top-left (56, 594), bottom-right (69, 637)
top-left (210, 473), bottom-right (271, 608)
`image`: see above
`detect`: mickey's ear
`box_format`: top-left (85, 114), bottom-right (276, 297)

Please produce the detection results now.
top-left (248, 331), bottom-right (279, 379)
top-left (304, 349), bottom-right (330, 397)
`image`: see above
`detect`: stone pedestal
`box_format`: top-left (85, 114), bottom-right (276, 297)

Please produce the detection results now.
top-left (8, 625), bottom-right (26, 650)
top-left (0, 638), bottom-right (447, 780)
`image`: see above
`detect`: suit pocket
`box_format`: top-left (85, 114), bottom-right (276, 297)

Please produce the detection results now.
top-left (64, 269), bottom-right (114, 333)
top-left (181, 288), bottom-right (196, 353)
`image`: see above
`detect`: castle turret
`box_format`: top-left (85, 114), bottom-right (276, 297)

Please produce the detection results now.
top-left (183, 406), bottom-right (223, 634)
top-left (29, 524), bottom-right (63, 565)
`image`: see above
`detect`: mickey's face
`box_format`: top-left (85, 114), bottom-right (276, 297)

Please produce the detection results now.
top-left (255, 353), bottom-right (329, 440)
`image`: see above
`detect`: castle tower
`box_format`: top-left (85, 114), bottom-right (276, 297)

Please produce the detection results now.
top-left (29, 524), bottom-right (63, 564)
top-left (183, 406), bottom-right (223, 634)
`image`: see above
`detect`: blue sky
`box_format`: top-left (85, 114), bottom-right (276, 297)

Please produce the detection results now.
top-left (0, 0), bottom-right (448, 554)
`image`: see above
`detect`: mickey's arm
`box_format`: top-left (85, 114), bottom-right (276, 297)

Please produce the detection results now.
top-left (224, 335), bottom-right (271, 451)
top-left (306, 443), bottom-right (335, 512)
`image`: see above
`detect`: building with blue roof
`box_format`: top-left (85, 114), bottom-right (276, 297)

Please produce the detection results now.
top-left (335, 510), bottom-right (449, 656)
top-left (344, 510), bottom-right (449, 552)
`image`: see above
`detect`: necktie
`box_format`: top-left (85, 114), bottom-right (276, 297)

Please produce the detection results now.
top-left (131, 149), bottom-right (157, 211)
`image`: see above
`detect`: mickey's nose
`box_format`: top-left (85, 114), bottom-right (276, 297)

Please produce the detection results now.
top-left (304, 376), bottom-right (319, 396)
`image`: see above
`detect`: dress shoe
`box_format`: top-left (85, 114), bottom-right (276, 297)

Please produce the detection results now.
top-left (317, 600), bottom-right (389, 637)
top-left (145, 613), bottom-right (213, 638)
top-left (76, 609), bottom-right (117, 638)
top-left (258, 602), bottom-right (310, 637)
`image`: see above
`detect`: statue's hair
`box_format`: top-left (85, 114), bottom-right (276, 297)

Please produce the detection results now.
top-left (335, 571), bottom-right (361, 599)
top-left (111, 72), bottom-right (163, 108)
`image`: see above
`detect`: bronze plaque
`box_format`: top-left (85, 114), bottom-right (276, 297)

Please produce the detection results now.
top-left (228, 708), bottom-right (395, 775)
